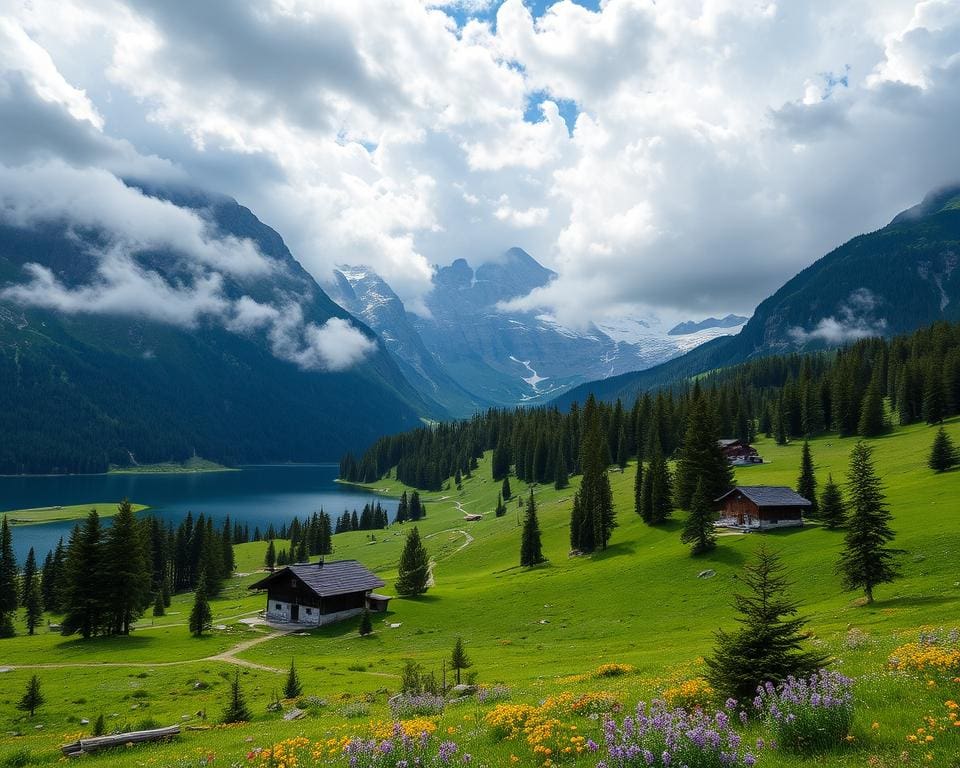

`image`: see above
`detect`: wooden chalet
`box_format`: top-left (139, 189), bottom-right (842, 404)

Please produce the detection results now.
top-left (249, 560), bottom-right (390, 626)
top-left (718, 439), bottom-right (761, 464)
top-left (715, 486), bottom-right (811, 530)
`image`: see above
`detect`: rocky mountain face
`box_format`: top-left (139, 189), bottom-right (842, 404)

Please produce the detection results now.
top-left (329, 248), bottom-right (741, 414)
top-left (0, 183), bottom-right (433, 473)
top-left (668, 314), bottom-right (750, 335)
top-left (553, 184), bottom-right (960, 408)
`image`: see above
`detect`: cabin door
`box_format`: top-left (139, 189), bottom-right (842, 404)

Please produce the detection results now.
top-left (290, 604), bottom-right (300, 623)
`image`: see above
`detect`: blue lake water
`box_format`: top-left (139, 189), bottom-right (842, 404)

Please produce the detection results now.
top-left (0, 465), bottom-right (396, 562)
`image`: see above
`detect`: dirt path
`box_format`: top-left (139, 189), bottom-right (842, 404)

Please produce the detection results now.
top-left (4, 630), bottom-right (289, 674)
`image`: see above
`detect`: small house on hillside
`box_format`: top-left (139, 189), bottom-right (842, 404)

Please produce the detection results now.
top-left (248, 560), bottom-right (390, 626)
top-left (718, 439), bottom-right (762, 464)
top-left (715, 486), bottom-right (810, 530)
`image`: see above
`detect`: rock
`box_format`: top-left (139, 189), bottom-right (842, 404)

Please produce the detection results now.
top-left (35, 724), bottom-right (44, 730)
top-left (451, 684), bottom-right (476, 696)
top-left (698, 569), bottom-right (716, 579)
top-left (80, 719), bottom-right (89, 725)
top-left (0, 667), bottom-right (11, 673)
top-left (130, 704), bottom-right (139, 710)
top-left (283, 708), bottom-right (306, 721)
top-left (214, 624), bottom-right (227, 630)
top-left (181, 715), bottom-right (191, 721)
top-left (539, 619), bottom-right (550, 624)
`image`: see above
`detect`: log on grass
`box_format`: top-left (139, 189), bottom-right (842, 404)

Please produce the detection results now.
top-left (61, 724), bottom-right (180, 756)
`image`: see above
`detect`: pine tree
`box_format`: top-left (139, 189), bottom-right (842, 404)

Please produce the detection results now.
top-left (571, 396), bottom-right (616, 552)
top-left (819, 474), bottom-right (846, 529)
top-left (633, 459), bottom-right (644, 517)
top-left (103, 499), bottom-right (152, 635)
top-left (222, 670), bottom-right (251, 723)
top-left (795, 441), bottom-right (819, 516)
top-left (395, 527), bottom-right (430, 596)
top-left (501, 476), bottom-right (512, 500)
top-left (16, 675), bottom-right (45, 718)
top-left (61, 512), bottom-right (105, 639)
top-left (706, 545), bottom-right (828, 699)
top-left (673, 395), bottom-right (733, 509)
top-left (264, 540), bottom-right (276, 571)
top-left (359, 606), bottom-right (373, 636)
top-left (928, 426), bottom-right (958, 472)
top-left (641, 442), bottom-right (673, 524)
top-left (837, 442), bottom-right (900, 604)
top-left (520, 490), bottom-right (546, 567)
top-left (284, 659), bottom-right (302, 698)
top-left (554, 446), bottom-right (569, 490)
top-left (152, 591), bottom-right (165, 617)
top-left (189, 570), bottom-right (213, 637)
top-left (0, 517), bottom-right (17, 637)
top-left (40, 538), bottom-right (65, 614)
top-left (494, 493), bottom-right (506, 518)
top-left (922, 368), bottom-right (946, 425)
top-left (450, 636), bottom-right (472, 686)
top-left (21, 548), bottom-right (43, 636)
top-left (680, 479), bottom-right (717, 555)
top-left (857, 375), bottom-right (887, 437)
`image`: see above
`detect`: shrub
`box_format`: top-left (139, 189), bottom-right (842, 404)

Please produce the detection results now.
top-left (663, 678), bottom-right (715, 712)
top-left (754, 670), bottom-right (854, 755)
top-left (889, 630), bottom-right (960, 676)
top-left (484, 703), bottom-right (538, 740)
top-left (339, 701), bottom-right (371, 719)
top-left (343, 724), bottom-right (469, 767)
top-left (1, 750), bottom-right (34, 768)
top-left (476, 685), bottom-right (511, 704)
top-left (600, 700), bottom-right (758, 767)
top-left (595, 663), bottom-right (635, 678)
top-left (389, 692), bottom-right (446, 719)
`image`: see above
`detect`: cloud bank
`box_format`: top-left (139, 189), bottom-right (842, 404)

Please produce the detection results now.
top-left (1, 0), bottom-right (959, 329)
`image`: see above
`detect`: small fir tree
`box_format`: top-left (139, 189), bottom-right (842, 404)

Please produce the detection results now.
top-left (395, 527), bottom-right (430, 596)
top-left (706, 545), bottom-right (828, 699)
top-left (93, 714), bottom-right (105, 736)
top-left (928, 426), bottom-right (958, 472)
top-left (359, 607), bottom-right (373, 636)
top-left (795, 441), bottom-right (819, 516)
top-left (554, 447), bottom-right (569, 490)
top-left (837, 442), bottom-right (900, 604)
top-left (264, 540), bottom-right (276, 571)
top-left (152, 591), bottom-right (165, 617)
top-left (680, 479), bottom-right (717, 555)
top-left (17, 675), bottom-right (45, 718)
top-left (520, 490), bottom-right (546, 567)
top-left (21, 547), bottom-right (43, 636)
top-left (189, 570), bottom-right (213, 637)
top-left (501, 476), bottom-right (512, 500)
top-left (857, 376), bottom-right (887, 437)
top-left (222, 670), bottom-right (251, 723)
top-left (818, 474), bottom-right (846, 530)
top-left (284, 659), bottom-right (302, 698)
top-left (450, 636), bottom-right (472, 686)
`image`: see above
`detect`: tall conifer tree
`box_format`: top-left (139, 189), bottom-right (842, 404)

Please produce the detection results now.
top-left (21, 548), bottom-right (43, 636)
top-left (795, 441), bottom-right (819, 516)
top-left (680, 479), bottom-right (717, 555)
top-left (0, 516), bottom-right (17, 637)
top-left (819, 474), bottom-right (846, 529)
top-left (395, 527), bottom-right (430, 596)
top-left (837, 442), bottom-right (900, 603)
top-left (673, 394), bottom-right (733, 509)
top-left (520, 490), bottom-right (545, 567)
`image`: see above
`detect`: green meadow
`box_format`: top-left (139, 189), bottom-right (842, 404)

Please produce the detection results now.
top-left (2, 503), bottom-right (149, 526)
top-left (1, 418), bottom-right (958, 766)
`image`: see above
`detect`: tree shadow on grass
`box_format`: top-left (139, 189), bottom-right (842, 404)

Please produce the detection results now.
top-left (592, 540), bottom-right (637, 560)
top-left (872, 594), bottom-right (958, 609)
top-left (703, 545), bottom-right (748, 568)
top-left (655, 518), bottom-right (684, 533)
top-left (55, 634), bottom-right (157, 656)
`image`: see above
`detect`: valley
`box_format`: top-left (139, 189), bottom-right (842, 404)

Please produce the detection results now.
top-left (1, 418), bottom-right (958, 766)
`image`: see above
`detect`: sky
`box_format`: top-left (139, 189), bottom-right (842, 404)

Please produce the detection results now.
top-left (1, 0), bottom-right (960, 332)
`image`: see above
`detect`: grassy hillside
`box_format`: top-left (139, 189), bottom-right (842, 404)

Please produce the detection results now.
top-left (0, 419), bottom-right (958, 766)
top-left (2, 503), bottom-right (149, 526)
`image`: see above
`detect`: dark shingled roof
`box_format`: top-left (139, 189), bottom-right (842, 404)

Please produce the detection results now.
top-left (715, 486), bottom-right (812, 507)
top-left (248, 560), bottom-right (384, 598)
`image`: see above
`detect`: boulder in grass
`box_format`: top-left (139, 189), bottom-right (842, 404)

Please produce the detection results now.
top-left (698, 569), bottom-right (716, 579)
top-left (283, 708), bottom-right (306, 721)
top-left (451, 684), bottom-right (476, 696)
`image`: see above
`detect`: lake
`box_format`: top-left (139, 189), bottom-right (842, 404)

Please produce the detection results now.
top-left (0, 465), bottom-right (397, 562)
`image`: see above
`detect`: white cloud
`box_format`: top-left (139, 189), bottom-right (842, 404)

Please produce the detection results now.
top-left (1, 0), bottom-right (959, 330)
top-left (788, 288), bottom-right (888, 344)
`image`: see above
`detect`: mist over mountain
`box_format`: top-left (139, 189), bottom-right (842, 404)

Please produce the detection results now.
top-left (328, 248), bottom-right (740, 414)
top-left (0, 181), bottom-right (433, 474)
top-left (668, 315), bottom-right (750, 336)
top-left (554, 184), bottom-right (960, 408)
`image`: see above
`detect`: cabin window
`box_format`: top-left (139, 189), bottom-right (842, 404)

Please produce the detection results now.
top-left (770, 519), bottom-right (778, 525)
top-left (305, 608), bottom-right (312, 615)
top-left (291, 579), bottom-right (297, 588)
top-left (275, 603), bottom-right (282, 610)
